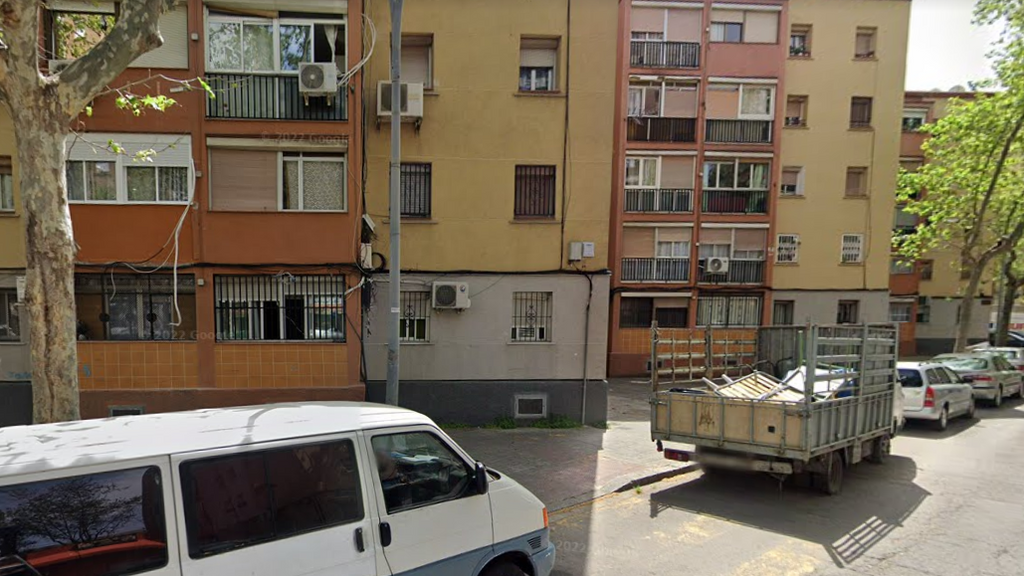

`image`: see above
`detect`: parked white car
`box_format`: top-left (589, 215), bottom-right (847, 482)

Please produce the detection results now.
top-left (898, 362), bottom-right (975, 430)
top-left (0, 403), bottom-right (555, 576)
top-left (932, 352), bottom-right (1024, 407)
top-left (986, 347), bottom-right (1024, 371)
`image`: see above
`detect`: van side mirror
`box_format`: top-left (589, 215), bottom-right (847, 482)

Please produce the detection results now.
top-left (474, 462), bottom-right (489, 495)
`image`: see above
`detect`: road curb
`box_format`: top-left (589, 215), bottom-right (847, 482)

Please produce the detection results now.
top-left (613, 463), bottom-right (700, 494)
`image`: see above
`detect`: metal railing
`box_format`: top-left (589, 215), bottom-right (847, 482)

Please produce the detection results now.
top-left (622, 258), bottom-right (690, 283)
top-left (697, 259), bottom-right (765, 284)
top-left (630, 40), bottom-right (700, 68)
top-left (701, 190), bottom-right (769, 214)
top-left (206, 73), bottom-right (348, 121)
top-left (627, 117), bottom-right (697, 142)
top-left (624, 188), bottom-right (693, 213)
top-left (705, 119), bottom-right (773, 144)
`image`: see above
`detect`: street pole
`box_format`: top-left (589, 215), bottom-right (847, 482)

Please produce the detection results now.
top-left (385, 0), bottom-right (403, 406)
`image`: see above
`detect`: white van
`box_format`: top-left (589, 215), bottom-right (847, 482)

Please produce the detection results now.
top-left (0, 402), bottom-right (555, 576)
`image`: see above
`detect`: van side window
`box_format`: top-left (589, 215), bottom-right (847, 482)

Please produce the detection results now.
top-left (0, 466), bottom-right (168, 576)
top-left (371, 432), bottom-right (472, 514)
top-left (180, 439), bottom-right (363, 559)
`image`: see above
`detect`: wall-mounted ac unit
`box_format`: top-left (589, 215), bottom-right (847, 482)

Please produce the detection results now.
top-left (298, 62), bottom-right (339, 103)
top-left (706, 257), bottom-right (730, 275)
top-left (48, 59), bottom-right (73, 74)
top-left (377, 81), bottom-right (425, 120)
top-left (432, 282), bottom-right (470, 310)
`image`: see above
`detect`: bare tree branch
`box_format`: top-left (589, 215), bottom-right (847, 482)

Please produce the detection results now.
top-left (56, 0), bottom-right (176, 121)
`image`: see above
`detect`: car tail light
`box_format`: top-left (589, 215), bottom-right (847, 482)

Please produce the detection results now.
top-left (972, 375), bottom-right (993, 382)
top-left (924, 387), bottom-right (935, 408)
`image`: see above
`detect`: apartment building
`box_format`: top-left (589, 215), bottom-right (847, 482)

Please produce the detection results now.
top-left (33, 0), bottom-right (366, 418)
top-left (608, 0), bottom-right (910, 376)
top-left (890, 91), bottom-right (991, 356)
top-left (362, 0), bottom-right (616, 425)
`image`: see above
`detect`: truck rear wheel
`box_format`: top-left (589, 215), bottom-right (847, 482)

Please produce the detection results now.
top-left (867, 435), bottom-right (889, 464)
top-left (815, 452), bottom-right (844, 496)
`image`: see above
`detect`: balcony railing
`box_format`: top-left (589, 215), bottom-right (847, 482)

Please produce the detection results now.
top-left (705, 119), bottom-right (773, 144)
top-left (627, 117), bottom-right (697, 143)
top-left (624, 188), bottom-right (693, 213)
top-left (622, 258), bottom-right (690, 283)
top-left (630, 41), bottom-right (700, 69)
top-left (206, 73), bottom-right (348, 121)
top-left (701, 190), bottom-right (769, 214)
top-left (697, 259), bottom-right (765, 284)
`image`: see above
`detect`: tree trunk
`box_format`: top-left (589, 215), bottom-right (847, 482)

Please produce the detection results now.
top-left (13, 108), bottom-right (80, 424)
top-left (995, 255), bottom-right (1018, 347)
top-left (955, 263), bottom-right (985, 352)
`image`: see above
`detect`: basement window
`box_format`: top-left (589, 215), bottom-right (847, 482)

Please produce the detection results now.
top-left (515, 394), bottom-right (548, 419)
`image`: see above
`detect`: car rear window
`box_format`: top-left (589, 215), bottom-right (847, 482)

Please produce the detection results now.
top-left (938, 357), bottom-right (989, 371)
top-left (898, 369), bottom-right (923, 388)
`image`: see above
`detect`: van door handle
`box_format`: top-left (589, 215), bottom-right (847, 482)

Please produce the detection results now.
top-left (355, 528), bottom-right (365, 553)
top-left (380, 522), bottom-right (392, 547)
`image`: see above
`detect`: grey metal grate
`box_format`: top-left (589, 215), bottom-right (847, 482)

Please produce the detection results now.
top-left (511, 292), bottom-right (553, 342)
top-left (214, 274), bottom-right (346, 342)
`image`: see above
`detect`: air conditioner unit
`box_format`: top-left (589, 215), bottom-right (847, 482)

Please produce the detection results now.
top-left (298, 62), bottom-right (339, 103)
top-left (432, 282), bottom-right (470, 310)
top-left (706, 257), bottom-right (730, 275)
top-left (48, 59), bottom-right (73, 74)
top-left (377, 81), bottom-right (425, 120)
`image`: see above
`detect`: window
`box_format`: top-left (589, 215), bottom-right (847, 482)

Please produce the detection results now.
top-left (126, 166), bottom-right (189, 202)
top-left (400, 163), bottom-right (431, 218)
top-left (776, 234), bottom-right (799, 263)
top-left (0, 156), bottom-right (12, 211)
top-left (47, 7), bottom-right (115, 60)
top-left (400, 291), bottom-right (430, 342)
top-left (785, 95), bottom-right (807, 127)
top-left (628, 84), bottom-right (662, 116)
top-left (845, 167), bottom-right (868, 197)
top-left (837, 300), bottom-right (860, 324)
top-left (711, 21), bottom-right (743, 43)
top-left (631, 31), bottom-right (665, 41)
top-left (511, 291), bottom-right (553, 342)
top-left (890, 302), bottom-right (913, 323)
top-left (66, 160), bottom-right (116, 202)
top-left (841, 234), bottom-right (864, 264)
top-left (850, 97), bottom-right (873, 128)
top-left (655, 306), bottom-right (689, 328)
top-left (371, 432), bottom-right (472, 514)
top-left (0, 289), bottom-right (19, 341)
top-left (0, 466), bottom-right (167, 576)
top-left (920, 259), bottom-right (934, 280)
top-left (282, 153), bottom-right (346, 211)
top-left (625, 157), bottom-right (659, 188)
top-left (66, 133), bottom-right (193, 204)
top-left (696, 295), bottom-right (762, 327)
top-left (206, 15), bottom-right (346, 73)
top-left (514, 165), bottom-right (556, 218)
top-left (917, 297), bottom-right (931, 323)
top-left (790, 25), bottom-right (811, 56)
top-left (214, 275), bottom-right (346, 341)
top-left (891, 259), bottom-right (914, 275)
top-left (520, 37), bottom-right (558, 92)
top-left (620, 298), bottom-right (653, 329)
top-left (402, 34), bottom-right (433, 90)
top-left (773, 300), bottom-right (795, 325)
top-left (657, 239), bottom-right (689, 258)
top-left (781, 166), bottom-right (803, 196)
top-left (181, 440), bottom-right (364, 559)
top-left (902, 108), bottom-right (928, 132)
top-left (894, 204), bottom-right (919, 231)
top-left (704, 160), bottom-right (770, 190)
top-left (855, 27), bottom-right (877, 58)
top-left (75, 274), bottom-right (197, 341)
top-left (739, 85), bottom-right (774, 119)
top-left (710, 9), bottom-right (778, 43)
top-left (110, 406), bottom-right (145, 417)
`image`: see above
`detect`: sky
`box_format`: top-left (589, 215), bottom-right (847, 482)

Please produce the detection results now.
top-left (906, 0), bottom-right (1001, 91)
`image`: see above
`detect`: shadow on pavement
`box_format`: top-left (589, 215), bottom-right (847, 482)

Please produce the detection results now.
top-left (899, 416), bottom-right (979, 439)
top-left (647, 455), bottom-right (930, 568)
top-left (975, 397), bottom-right (1024, 418)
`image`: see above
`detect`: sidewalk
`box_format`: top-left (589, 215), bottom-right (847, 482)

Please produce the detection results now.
top-left (448, 379), bottom-right (691, 511)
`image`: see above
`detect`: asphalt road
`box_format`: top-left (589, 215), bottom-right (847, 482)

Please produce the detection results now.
top-left (549, 398), bottom-right (1024, 576)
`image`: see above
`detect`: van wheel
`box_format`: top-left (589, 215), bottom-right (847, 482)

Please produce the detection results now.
top-left (481, 561), bottom-right (528, 576)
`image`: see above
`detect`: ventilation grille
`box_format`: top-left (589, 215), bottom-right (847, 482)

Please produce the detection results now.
top-left (528, 536), bottom-right (542, 550)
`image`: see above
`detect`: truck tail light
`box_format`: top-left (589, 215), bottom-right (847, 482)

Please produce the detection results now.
top-left (924, 387), bottom-right (935, 408)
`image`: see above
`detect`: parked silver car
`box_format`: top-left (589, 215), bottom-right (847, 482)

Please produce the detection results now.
top-left (898, 362), bottom-right (975, 431)
top-left (986, 347), bottom-right (1024, 371)
top-left (932, 352), bottom-right (1024, 408)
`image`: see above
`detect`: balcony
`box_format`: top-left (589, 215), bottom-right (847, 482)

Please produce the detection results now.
top-left (701, 190), bottom-right (768, 215)
top-left (630, 41), bottom-right (700, 69)
top-left (705, 119), bottom-right (773, 144)
top-left (206, 73), bottom-right (348, 121)
top-left (624, 188), bottom-right (693, 213)
top-left (622, 258), bottom-right (690, 283)
top-left (627, 117), bottom-right (697, 143)
top-left (698, 259), bottom-right (764, 284)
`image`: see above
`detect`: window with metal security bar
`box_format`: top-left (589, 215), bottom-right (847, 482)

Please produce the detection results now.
top-left (0, 290), bottom-right (19, 341)
top-left (282, 153), bottom-right (346, 211)
top-left (74, 274), bottom-right (196, 341)
top-left (773, 300), bottom-right (794, 325)
top-left (620, 298), bottom-right (653, 329)
top-left (841, 234), bottom-right (864, 264)
top-left (511, 292), bottom-right (553, 342)
top-left (0, 156), bottom-right (13, 211)
top-left (889, 302), bottom-right (912, 323)
top-left (845, 167), bottom-right (868, 197)
top-left (837, 300), bottom-right (860, 324)
top-left (214, 275), bottom-right (346, 342)
top-left (400, 291), bottom-right (430, 342)
top-left (776, 234), bottom-right (799, 264)
top-left (514, 165), bottom-right (556, 218)
top-left (400, 163), bottom-right (431, 218)
top-left (696, 295), bottom-right (762, 327)
top-left (850, 97), bottom-right (873, 128)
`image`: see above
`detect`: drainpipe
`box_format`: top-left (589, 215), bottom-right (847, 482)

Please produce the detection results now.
top-left (385, 0), bottom-right (403, 406)
top-left (581, 273), bottom-right (594, 424)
